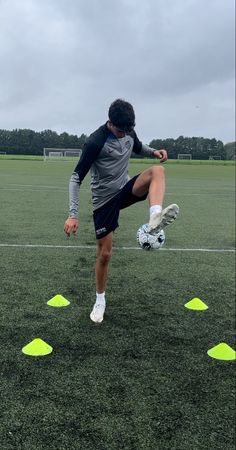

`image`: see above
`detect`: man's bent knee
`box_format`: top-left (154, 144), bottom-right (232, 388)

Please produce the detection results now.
top-left (151, 165), bottom-right (165, 177)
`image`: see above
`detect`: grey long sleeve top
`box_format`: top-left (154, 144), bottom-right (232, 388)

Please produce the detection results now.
top-left (69, 123), bottom-right (155, 218)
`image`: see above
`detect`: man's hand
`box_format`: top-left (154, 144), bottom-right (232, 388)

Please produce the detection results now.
top-left (64, 217), bottom-right (79, 237)
top-left (153, 149), bottom-right (168, 163)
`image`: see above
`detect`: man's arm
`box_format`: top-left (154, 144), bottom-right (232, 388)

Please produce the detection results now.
top-left (68, 172), bottom-right (80, 219)
top-left (64, 139), bottom-right (103, 237)
top-left (131, 130), bottom-right (167, 162)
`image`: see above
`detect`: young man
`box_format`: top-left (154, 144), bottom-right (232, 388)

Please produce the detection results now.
top-left (64, 99), bottom-right (179, 323)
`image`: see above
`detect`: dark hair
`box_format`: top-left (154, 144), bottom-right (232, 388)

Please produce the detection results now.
top-left (108, 99), bottom-right (135, 132)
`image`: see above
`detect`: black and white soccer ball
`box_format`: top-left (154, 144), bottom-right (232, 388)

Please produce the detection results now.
top-left (136, 223), bottom-right (166, 250)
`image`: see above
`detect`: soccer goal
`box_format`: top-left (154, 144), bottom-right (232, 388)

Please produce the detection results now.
top-left (177, 153), bottom-right (192, 160)
top-left (43, 148), bottom-right (82, 162)
top-left (209, 156), bottom-right (221, 160)
top-left (0, 151), bottom-right (6, 155)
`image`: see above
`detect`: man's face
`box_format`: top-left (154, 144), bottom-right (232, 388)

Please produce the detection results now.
top-left (108, 122), bottom-right (126, 138)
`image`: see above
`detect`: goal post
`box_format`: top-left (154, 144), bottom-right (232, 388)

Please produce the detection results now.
top-left (177, 153), bottom-right (192, 160)
top-left (43, 148), bottom-right (82, 161)
top-left (209, 156), bottom-right (221, 160)
top-left (64, 149), bottom-right (83, 158)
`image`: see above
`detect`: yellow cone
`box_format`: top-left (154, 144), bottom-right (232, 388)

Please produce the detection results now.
top-left (22, 338), bottom-right (53, 356)
top-left (207, 342), bottom-right (236, 361)
top-left (47, 294), bottom-right (70, 307)
top-left (184, 297), bottom-right (208, 311)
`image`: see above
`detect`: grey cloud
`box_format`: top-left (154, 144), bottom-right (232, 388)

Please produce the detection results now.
top-left (0, 0), bottom-right (234, 142)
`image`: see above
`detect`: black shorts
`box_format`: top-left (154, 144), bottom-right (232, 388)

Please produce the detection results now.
top-left (93, 175), bottom-right (148, 239)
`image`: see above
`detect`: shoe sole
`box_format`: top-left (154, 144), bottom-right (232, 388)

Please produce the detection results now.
top-left (161, 204), bottom-right (179, 227)
top-left (149, 204), bottom-right (179, 234)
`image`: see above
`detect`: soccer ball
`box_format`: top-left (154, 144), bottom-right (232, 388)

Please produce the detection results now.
top-left (136, 224), bottom-right (165, 250)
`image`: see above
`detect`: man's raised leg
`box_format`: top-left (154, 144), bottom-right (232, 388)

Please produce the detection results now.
top-left (132, 165), bottom-right (179, 233)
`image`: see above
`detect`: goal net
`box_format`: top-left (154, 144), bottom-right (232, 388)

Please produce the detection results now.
top-left (44, 148), bottom-right (82, 161)
top-left (178, 153), bottom-right (192, 160)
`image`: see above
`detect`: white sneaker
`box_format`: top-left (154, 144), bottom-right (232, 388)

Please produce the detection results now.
top-left (90, 302), bottom-right (106, 323)
top-left (148, 204), bottom-right (179, 234)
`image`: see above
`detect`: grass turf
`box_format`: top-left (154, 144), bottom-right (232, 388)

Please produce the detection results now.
top-left (0, 160), bottom-right (235, 450)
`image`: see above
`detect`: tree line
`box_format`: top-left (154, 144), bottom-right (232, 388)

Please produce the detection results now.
top-left (0, 129), bottom-right (87, 155)
top-left (149, 136), bottom-right (226, 160)
top-left (0, 128), bottom-right (234, 159)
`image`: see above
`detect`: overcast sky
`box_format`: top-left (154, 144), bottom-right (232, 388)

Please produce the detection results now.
top-left (0, 0), bottom-right (235, 143)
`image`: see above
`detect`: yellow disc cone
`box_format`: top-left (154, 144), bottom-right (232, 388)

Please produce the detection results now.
top-left (47, 294), bottom-right (70, 307)
top-left (184, 297), bottom-right (208, 311)
top-left (207, 342), bottom-right (236, 361)
top-left (22, 338), bottom-right (53, 356)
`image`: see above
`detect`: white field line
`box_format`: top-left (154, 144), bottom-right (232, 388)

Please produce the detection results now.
top-left (0, 184), bottom-right (89, 192)
top-left (2, 184), bottom-right (66, 188)
top-left (0, 186), bottom-right (233, 196)
top-left (0, 183), bottom-right (234, 195)
top-left (0, 243), bottom-right (234, 253)
top-left (1, 182), bottom-right (233, 191)
top-left (0, 188), bottom-right (67, 192)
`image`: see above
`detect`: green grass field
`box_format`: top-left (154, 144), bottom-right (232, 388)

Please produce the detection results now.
top-left (0, 160), bottom-right (235, 450)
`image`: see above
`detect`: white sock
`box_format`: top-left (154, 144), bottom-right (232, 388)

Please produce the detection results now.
top-left (150, 205), bottom-right (162, 217)
top-left (96, 292), bottom-right (106, 305)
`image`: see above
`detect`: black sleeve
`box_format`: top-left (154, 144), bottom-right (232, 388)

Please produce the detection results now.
top-left (128, 130), bottom-right (143, 154)
top-left (73, 124), bottom-right (109, 183)
top-left (73, 140), bottom-right (101, 183)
